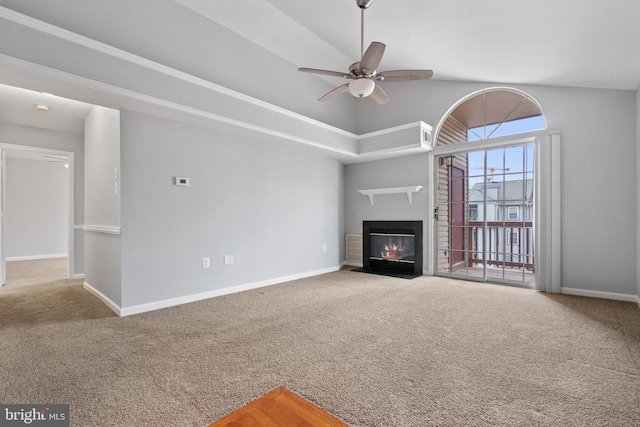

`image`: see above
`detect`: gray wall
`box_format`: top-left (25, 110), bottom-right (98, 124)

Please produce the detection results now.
top-left (637, 87), bottom-right (640, 301)
top-left (5, 157), bottom-right (69, 259)
top-left (120, 110), bottom-right (344, 308)
top-left (84, 106), bottom-right (121, 305)
top-left (345, 154), bottom-right (429, 270)
top-left (351, 80), bottom-right (637, 295)
top-left (0, 122), bottom-right (84, 274)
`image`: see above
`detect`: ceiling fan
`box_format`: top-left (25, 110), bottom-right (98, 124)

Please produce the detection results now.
top-left (298, 0), bottom-right (433, 105)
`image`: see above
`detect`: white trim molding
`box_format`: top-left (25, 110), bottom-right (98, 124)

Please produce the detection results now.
top-left (119, 265), bottom-right (342, 317)
top-left (0, 6), bottom-right (355, 139)
top-left (561, 287), bottom-right (640, 304)
top-left (81, 225), bottom-right (121, 235)
top-left (6, 253), bottom-right (67, 262)
top-left (0, 8), bottom-right (433, 165)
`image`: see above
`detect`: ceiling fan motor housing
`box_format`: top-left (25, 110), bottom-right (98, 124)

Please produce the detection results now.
top-left (349, 62), bottom-right (376, 78)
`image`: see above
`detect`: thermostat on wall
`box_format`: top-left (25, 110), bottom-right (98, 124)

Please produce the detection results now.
top-left (175, 176), bottom-right (190, 187)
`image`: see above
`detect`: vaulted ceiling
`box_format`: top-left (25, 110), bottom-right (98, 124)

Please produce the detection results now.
top-left (0, 0), bottom-right (638, 137)
top-left (179, 0), bottom-right (640, 91)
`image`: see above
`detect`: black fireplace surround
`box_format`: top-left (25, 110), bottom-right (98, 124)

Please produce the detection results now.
top-left (363, 221), bottom-right (423, 277)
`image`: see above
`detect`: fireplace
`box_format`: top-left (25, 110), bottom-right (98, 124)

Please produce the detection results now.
top-left (363, 221), bottom-right (423, 277)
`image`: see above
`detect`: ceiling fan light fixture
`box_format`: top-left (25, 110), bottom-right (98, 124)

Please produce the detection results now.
top-left (299, 0), bottom-right (432, 105)
top-left (349, 78), bottom-right (375, 98)
top-left (35, 103), bottom-right (49, 112)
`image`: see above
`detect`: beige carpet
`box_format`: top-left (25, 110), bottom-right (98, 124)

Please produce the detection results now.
top-left (0, 268), bottom-right (639, 426)
top-left (3, 257), bottom-right (79, 293)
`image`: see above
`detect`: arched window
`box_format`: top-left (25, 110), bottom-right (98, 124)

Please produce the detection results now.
top-left (436, 88), bottom-right (545, 146)
top-left (430, 88), bottom-right (559, 293)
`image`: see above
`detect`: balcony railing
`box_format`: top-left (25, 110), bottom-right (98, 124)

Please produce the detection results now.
top-left (466, 221), bottom-right (535, 272)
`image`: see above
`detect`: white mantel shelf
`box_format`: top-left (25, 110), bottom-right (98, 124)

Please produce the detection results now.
top-left (358, 186), bottom-right (423, 206)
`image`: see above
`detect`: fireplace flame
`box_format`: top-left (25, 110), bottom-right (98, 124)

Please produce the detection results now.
top-left (381, 242), bottom-right (405, 260)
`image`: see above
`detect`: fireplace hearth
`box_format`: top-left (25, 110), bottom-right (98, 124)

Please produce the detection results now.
top-left (363, 221), bottom-right (423, 278)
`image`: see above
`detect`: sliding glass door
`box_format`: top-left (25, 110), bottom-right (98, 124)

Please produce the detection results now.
top-left (436, 143), bottom-right (535, 286)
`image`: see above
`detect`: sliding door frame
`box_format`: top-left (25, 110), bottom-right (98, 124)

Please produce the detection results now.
top-left (427, 131), bottom-right (561, 292)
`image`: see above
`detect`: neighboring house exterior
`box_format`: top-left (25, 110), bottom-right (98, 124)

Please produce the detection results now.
top-left (468, 179), bottom-right (534, 269)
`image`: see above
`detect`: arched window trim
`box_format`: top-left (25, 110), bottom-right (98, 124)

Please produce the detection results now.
top-left (433, 87), bottom-right (547, 147)
top-left (426, 89), bottom-right (560, 294)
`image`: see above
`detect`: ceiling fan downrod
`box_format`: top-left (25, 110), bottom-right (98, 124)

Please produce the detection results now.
top-left (356, 0), bottom-right (373, 59)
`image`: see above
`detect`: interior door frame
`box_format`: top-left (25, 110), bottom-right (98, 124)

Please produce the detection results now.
top-left (0, 142), bottom-right (75, 284)
top-left (1, 148), bottom-right (5, 285)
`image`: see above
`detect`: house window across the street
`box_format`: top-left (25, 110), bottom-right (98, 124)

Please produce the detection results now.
top-left (469, 204), bottom-right (478, 220)
top-left (509, 230), bottom-right (519, 245)
top-left (507, 206), bottom-right (519, 221)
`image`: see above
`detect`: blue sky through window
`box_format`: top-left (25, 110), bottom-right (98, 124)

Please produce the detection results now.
top-left (467, 144), bottom-right (535, 188)
top-left (467, 115), bottom-right (545, 141)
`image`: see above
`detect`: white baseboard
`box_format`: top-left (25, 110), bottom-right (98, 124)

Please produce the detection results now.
top-left (73, 273), bottom-right (85, 280)
top-left (6, 253), bottom-right (68, 262)
top-left (561, 287), bottom-right (639, 303)
top-left (83, 281), bottom-right (122, 316)
top-left (118, 265), bottom-right (343, 317)
top-left (635, 295), bottom-right (640, 309)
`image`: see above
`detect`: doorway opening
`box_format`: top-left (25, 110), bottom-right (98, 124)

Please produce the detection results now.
top-left (0, 145), bottom-right (75, 291)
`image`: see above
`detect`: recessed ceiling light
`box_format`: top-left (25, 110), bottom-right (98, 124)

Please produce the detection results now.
top-left (35, 103), bottom-right (49, 112)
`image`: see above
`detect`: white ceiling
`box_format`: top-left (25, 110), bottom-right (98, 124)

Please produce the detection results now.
top-left (0, 83), bottom-right (94, 135)
top-left (0, 0), bottom-right (638, 137)
top-left (178, 0), bottom-right (640, 91)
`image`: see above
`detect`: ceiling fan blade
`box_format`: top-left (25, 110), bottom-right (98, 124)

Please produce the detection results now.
top-left (369, 83), bottom-right (389, 105)
top-left (318, 84), bottom-right (350, 101)
top-left (376, 69), bottom-right (433, 82)
top-left (359, 41), bottom-right (386, 72)
top-left (299, 68), bottom-right (352, 79)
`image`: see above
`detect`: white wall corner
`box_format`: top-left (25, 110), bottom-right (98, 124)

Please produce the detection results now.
top-left (83, 281), bottom-right (122, 316)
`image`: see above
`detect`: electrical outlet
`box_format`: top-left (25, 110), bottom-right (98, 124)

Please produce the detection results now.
top-left (202, 257), bottom-right (210, 269)
top-left (224, 255), bottom-right (234, 266)
top-left (322, 244), bottom-right (327, 253)
top-left (175, 176), bottom-right (190, 187)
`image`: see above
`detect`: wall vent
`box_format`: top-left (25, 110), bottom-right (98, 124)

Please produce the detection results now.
top-left (346, 234), bottom-right (363, 264)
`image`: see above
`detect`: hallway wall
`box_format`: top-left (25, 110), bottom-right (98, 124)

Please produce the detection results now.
top-left (5, 157), bottom-right (69, 259)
